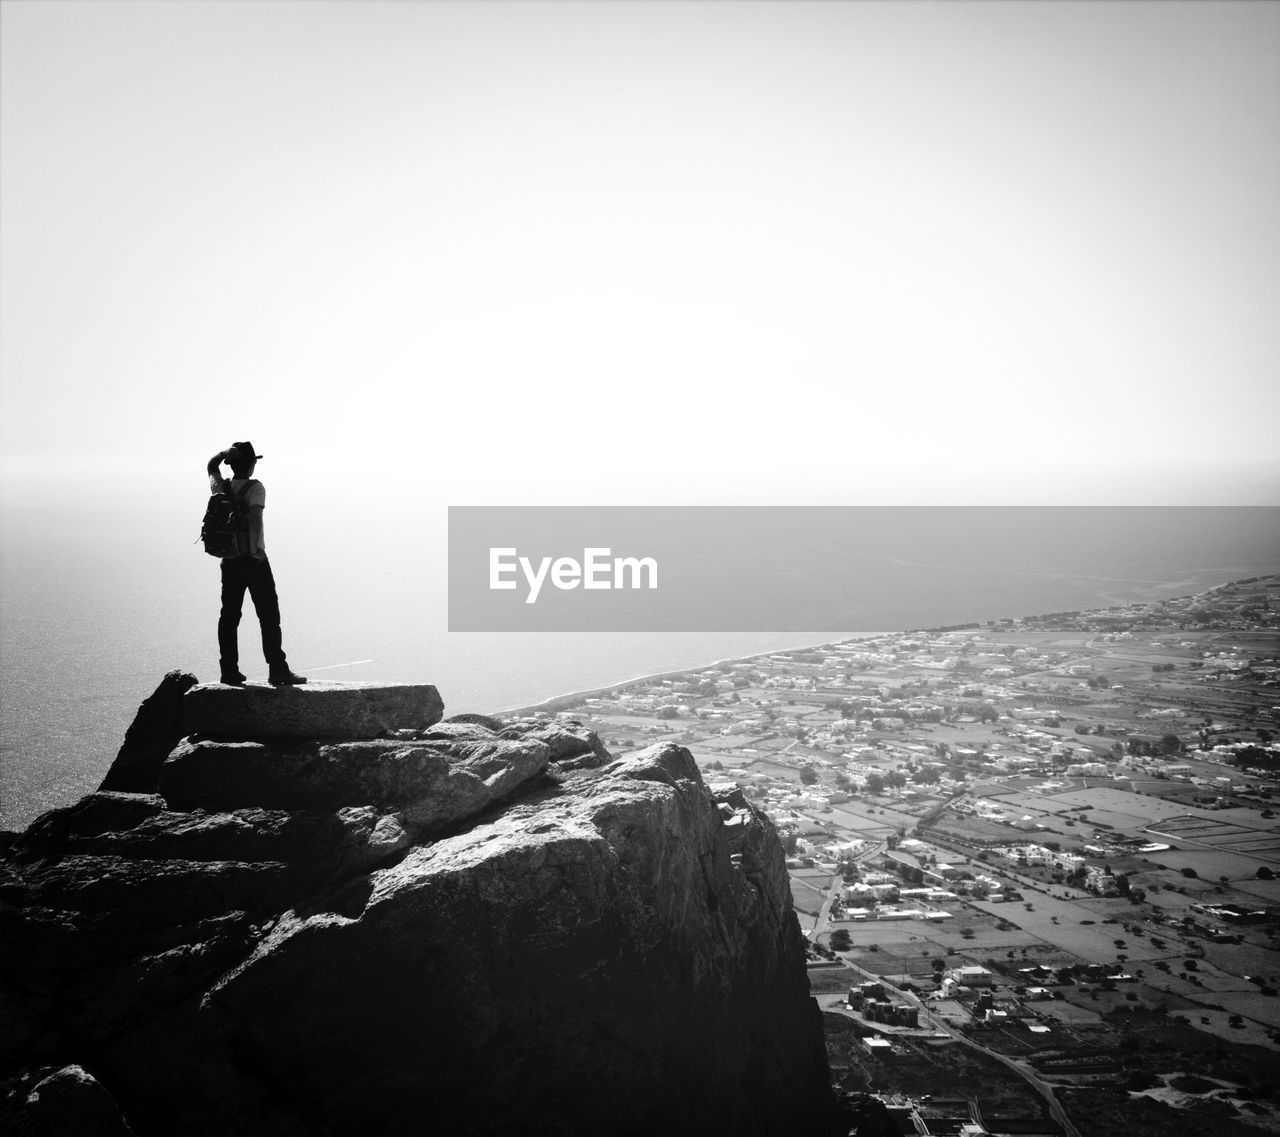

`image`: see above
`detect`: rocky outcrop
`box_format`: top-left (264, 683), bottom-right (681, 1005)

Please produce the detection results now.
top-left (99, 671), bottom-right (198, 793)
top-left (158, 736), bottom-right (550, 827)
top-left (1, 679), bottom-right (836, 1136)
top-left (501, 716), bottom-right (612, 770)
top-left (183, 681), bottom-right (445, 740)
top-left (23, 1064), bottom-right (134, 1136)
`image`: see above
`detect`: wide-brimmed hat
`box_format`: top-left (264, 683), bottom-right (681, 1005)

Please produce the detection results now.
top-left (230, 441), bottom-right (263, 460)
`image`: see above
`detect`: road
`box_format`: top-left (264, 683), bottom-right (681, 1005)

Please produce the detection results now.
top-left (826, 956), bottom-right (1082, 1137)
top-left (809, 839), bottom-right (885, 939)
top-left (810, 874), bottom-right (844, 940)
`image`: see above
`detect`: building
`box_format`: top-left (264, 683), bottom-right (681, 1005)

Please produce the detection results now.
top-left (1084, 868), bottom-right (1119, 896)
top-left (928, 864), bottom-right (967, 882)
top-left (1066, 762), bottom-right (1108, 777)
top-left (948, 965), bottom-right (993, 988)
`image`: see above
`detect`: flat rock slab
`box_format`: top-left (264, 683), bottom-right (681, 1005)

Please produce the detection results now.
top-left (183, 682), bottom-right (444, 740)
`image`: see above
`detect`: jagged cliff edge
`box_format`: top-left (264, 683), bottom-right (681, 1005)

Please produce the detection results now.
top-left (1, 673), bottom-right (837, 1136)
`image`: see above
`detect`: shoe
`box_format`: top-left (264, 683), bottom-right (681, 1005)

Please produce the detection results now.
top-left (269, 670), bottom-right (307, 686)
top-left (220, 671), bottom-right (246, 686)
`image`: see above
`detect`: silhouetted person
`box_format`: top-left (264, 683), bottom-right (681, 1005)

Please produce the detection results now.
top-left (206, 441), bottom-right (306, 686)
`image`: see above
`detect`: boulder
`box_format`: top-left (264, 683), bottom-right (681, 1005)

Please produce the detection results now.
top-left (100, 671), bottom-right (199, 793)
top-left (182, 682), bottom-right (444, 740)
top-left (500, 717), bottom-right (611, 769)
top-left (15, 793), bottom-right (169, 858)
top-left (25, 1064), bottom-right (134, 1136)
top-left (159, 737), bottom-right (549, 828)
top-left (397, 720), bottom-right (495, 742)
top-left (388, 718), bottom-right (612, 771)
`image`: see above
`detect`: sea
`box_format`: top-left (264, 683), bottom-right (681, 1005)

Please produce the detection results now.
top-left (2, 500), bottom-right (1276, 831)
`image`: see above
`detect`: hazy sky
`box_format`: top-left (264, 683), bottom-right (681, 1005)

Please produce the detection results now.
top-left (2, 0), bottom-right (1277, 506)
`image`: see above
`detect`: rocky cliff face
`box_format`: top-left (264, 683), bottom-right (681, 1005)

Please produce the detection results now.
top-left (1, 678), bottom-right (835, 1136)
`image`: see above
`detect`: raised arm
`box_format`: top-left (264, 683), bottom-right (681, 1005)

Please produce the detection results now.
top-left (207, 450), bottom-right (229, 494)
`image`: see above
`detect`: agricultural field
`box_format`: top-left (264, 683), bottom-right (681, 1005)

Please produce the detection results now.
top-left (1235, 877), bottom-right (1280, 903)
top-left (824, 798), bottom-right (916, 834)
top-left (1142, 848), bottom-right (1278, 881)
top-left (963, 897), bottom-right (1166, 962)
top-left (790, 871), bottom-right (830, 917)
top-left (1035, 784), bottom-right (1214, 825)
top-left (927, 814), bottom-right (1023, 843)
top-left (695, 734), bottom-right (770, 753)
top-left (1144, 815), bottom-right (1280, 864)
top-left (1206, 991), bottom-right (1280, 1033)
top-left (974, 788), bottom-right (1072, 817)
top-left (835, 911), bottom-right (1044, 961)
top-left (1196, 938), bottom-right (1280, 981)
top-left (748, 762), bottom-right (821, 788)
top-left (805, 966), bottom-right (862, 994)
top-left (1032, 1000), bottom-right (1106, 1027)
top-left (1122, 876), bottom-right (1215, 911)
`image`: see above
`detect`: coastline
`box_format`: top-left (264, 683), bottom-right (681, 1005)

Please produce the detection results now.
top-left (488, 567), bottom-right (1280, 723)
top-left (489, 568), bottom-right (1274, 721)
top-left (493, 633), bottom-right (881, 719)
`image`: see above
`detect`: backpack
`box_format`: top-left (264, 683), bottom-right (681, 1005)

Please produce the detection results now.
top-left (198, 480), bottom-right (256, 558)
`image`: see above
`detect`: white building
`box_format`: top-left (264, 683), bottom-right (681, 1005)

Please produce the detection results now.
top-left (947, 965), bottom-right (993, 988)
top-left (1066, 762), bottom-right (1109, 777)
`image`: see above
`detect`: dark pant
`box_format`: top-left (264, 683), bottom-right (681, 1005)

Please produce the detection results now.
top-left (218, 556), bottom-right (289, 675)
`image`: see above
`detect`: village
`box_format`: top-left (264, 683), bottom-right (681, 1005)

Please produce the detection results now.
top-left (528, 574), bottom-right (1280, 1137)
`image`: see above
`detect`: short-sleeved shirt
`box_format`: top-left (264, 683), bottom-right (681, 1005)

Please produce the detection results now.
top-left (209, 475), bottom-right (266, 559)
